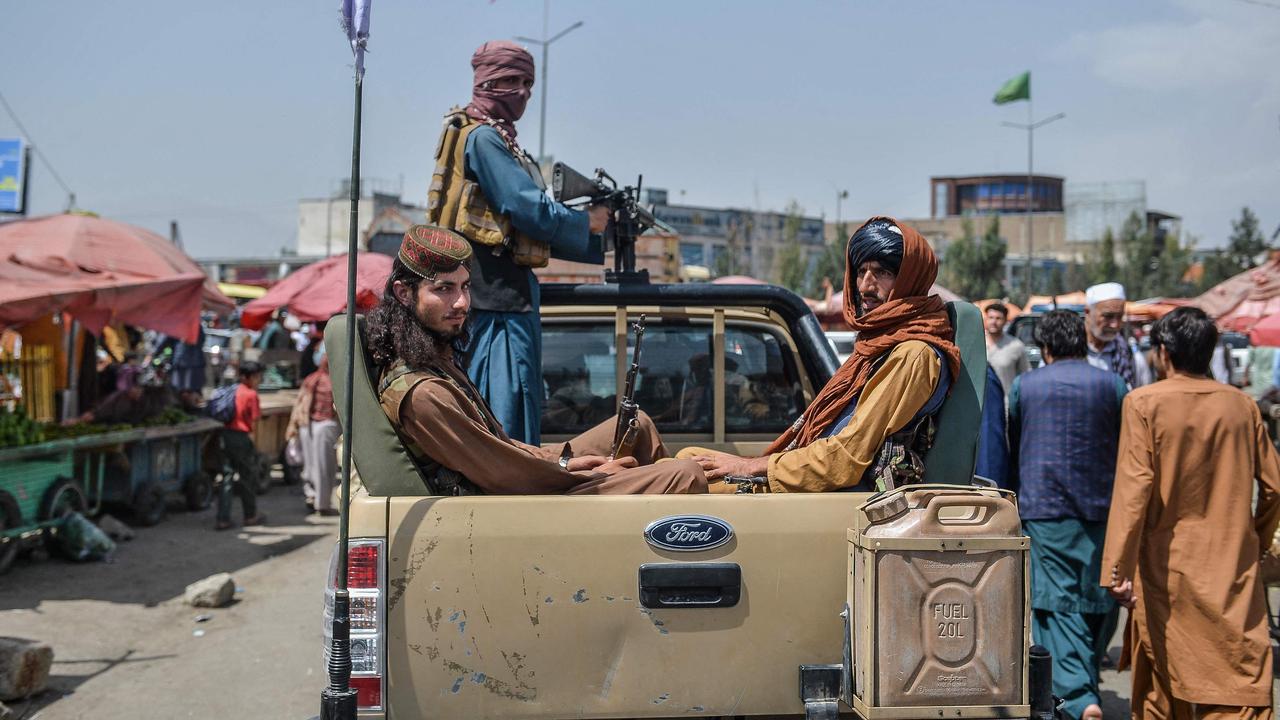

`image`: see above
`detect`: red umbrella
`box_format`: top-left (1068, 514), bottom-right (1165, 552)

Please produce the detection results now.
top-left (240, 252), bottom-right (393, 330)
top-left (1249, 312), bottom-right (1280, 346)
top-left (0, 214), bottom-right (233, 342)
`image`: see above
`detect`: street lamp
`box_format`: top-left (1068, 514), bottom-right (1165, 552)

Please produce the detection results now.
top-left (515, 19), bottom-right (584, 164)
top-left (836, 189), bottom-right (849, 232)
top-left (1002, 111), bottom-right (1065, 295)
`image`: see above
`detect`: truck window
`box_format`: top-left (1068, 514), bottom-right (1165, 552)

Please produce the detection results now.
top-left (540, 318), bottom-right (804, 440)
top-left (724, 326), bottom-right (803, 433)
top-left (541, 323), bottom-right (618, 436)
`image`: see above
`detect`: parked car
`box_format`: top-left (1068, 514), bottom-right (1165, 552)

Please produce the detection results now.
top-left (824, 330), bottom-right (856, 365)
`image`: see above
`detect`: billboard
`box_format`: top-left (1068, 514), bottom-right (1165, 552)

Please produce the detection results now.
top-left (0, 138), bottom-right (28, 214)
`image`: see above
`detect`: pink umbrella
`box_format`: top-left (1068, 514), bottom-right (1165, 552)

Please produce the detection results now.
top-left (710, 275), bottom-right (767, 285)
top-left (240, 252), bottom-right (393, 330)
top-left (0, 214), bottom-right (233, 342)
top-left (1195, 258), bottom-right (1280, 331)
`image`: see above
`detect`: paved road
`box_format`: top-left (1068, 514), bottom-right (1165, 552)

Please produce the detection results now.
top-left (0, 483), bottom-right (335, 719)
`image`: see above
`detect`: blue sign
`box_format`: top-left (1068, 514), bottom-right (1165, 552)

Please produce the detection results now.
top-left (0, 138), bottom-right (26, 214)
top-left (643, 515), bottom-right (734, 552)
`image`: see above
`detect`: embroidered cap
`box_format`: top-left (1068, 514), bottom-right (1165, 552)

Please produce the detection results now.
top-left (399, 224), bottom-right (472, 279)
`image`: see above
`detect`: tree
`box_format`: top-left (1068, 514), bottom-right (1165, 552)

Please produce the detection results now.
top-left (771, 201), bottom-right (808, 294)
top-left (1080, 212), bottom-right (1192, 298)
top-left (1199, 206), bottom-right (1269, 290)
top-left (940, 216), bottom-right (1006, 300)
top-left (809, 220), bottom-right (847, 297)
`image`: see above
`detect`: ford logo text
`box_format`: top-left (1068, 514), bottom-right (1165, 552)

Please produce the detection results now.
top-left (643, 515), bottom-right (734, 552)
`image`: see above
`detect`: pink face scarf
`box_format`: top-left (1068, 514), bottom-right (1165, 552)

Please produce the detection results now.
top-left (464, 40), bottom-right (535, 149)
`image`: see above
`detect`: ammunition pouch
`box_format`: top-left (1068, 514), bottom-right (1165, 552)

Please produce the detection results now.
top-left (862, 414), bottom-right (935, 492)
top-left (427, 108), bottom-right (549, 268)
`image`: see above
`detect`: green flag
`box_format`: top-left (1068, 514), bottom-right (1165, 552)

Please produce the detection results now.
top-left (993, 71), bottom-right (1030, 104)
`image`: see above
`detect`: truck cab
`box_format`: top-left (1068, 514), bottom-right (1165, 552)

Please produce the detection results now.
top-left (323, 282), bottom-right (1011, 719)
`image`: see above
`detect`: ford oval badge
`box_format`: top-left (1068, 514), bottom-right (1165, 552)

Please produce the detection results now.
top-left (644, 515), bottom-right (734, 552)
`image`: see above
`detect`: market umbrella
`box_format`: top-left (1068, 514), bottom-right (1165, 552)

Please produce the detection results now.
top-left (710, 275), bottom-right (768, 285)
top-left (0, 214), bottom-right (233, 342)
top-left (240, 252), bottom-right (393, 330)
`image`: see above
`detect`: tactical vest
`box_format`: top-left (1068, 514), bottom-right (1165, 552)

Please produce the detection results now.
top-left (377, 361), bottom-right (484, 497)
top-left (426, 108), bottom-right (550, 268)
top-left (858, 350), bottom-right (947, 492)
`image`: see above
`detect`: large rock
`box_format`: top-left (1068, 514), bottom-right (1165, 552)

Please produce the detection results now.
top-left (96, 514), bottom-right (135, 542)
top-left (0, 637), bottom-right (54, 701)
top-left (184, 573), bottom-right (236, 608)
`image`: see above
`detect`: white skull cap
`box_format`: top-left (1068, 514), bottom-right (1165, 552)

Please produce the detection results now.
top-left (1085, 282), bottom-right (1126, 306)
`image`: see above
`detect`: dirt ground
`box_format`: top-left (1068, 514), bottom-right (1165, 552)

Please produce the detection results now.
top-left (0, 479), bottom-right (334, 719)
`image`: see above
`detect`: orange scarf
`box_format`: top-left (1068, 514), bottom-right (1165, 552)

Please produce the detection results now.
top-left (766, 216), bottom-right (960, 453)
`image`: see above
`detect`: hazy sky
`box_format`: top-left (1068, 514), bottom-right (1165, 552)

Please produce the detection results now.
top-left (4, 0), bottom-right (1277, 258)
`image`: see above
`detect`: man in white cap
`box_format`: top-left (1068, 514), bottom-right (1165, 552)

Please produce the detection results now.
top-left (1084, 282), bottom-right (1150, 388)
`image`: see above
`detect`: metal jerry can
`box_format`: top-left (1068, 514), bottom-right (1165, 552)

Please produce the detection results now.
top-left (848, 485), bottom-right (1029, 718)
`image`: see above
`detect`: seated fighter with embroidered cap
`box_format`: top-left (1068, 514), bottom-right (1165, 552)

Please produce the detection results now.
top-left (365, 224), bottom-right (707, 495)
top-left (682, 217), bottom-right (960, 492)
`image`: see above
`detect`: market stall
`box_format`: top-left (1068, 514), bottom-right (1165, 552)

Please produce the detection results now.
top-left (0, 409), bottom-right (222, 572)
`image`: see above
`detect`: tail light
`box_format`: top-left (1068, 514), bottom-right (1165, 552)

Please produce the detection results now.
top-left (324, 539), bottom-right (385, 711)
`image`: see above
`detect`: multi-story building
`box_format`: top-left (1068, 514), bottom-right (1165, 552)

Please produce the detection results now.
top-left (645, 189), bottom-right (826, 279)
top-left (295, 180), bottom-right (426, 258)
top-left (827, 174), bottom-right (1180, 294)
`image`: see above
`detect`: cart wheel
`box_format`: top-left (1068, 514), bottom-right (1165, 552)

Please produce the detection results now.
top-left (184, 472), bottom-right (214, 512)
top-left (251, 453), bottom-right (274, 495)
top-left (39, 478), bottom-right (89, 550)
top-left (131, 484), bottom-right (168, 527)
top-left (39, 478), bottom-right (88, 522)
top-left (0, 491), bottom-right (20, 575)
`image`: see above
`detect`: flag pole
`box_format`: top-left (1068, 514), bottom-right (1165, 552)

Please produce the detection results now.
top-left (1026, 96), bottom-right (1033, 296)
top-left (321, 65), bottom-right (362, 720)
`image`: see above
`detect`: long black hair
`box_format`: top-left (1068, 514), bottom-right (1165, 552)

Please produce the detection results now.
top-left (365, 258), bottom-right (469, 372)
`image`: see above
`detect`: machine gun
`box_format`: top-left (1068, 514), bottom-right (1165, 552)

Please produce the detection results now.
top-left (552, 162), bottom-right (657, 284)
top-left (609, 314), bottom-right (646, 461)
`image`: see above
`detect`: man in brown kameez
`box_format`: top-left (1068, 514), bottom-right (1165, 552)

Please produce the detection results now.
top-left (364, 224), bottom-right (706, 496)
top-left (1103, 306), bottom-right (1280, 719)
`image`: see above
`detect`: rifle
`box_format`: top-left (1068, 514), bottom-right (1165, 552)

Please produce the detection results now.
top-left (609, 314), bottom-right (646, 461)
top-left (552, 162), bottom-right (656, 284)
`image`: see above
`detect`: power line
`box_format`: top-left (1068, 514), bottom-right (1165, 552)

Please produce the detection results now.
top-left (0, 89), bottom-right (77, 208)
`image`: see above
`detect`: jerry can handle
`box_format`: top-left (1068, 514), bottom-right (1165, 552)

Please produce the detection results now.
top-left (919, 493), bottom-right (1011, 529)
top-left (857, 483), bottom-right (1015, 513)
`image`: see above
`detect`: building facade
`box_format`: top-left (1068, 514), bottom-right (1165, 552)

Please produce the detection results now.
top-left (646, 190), bottom-right (826, 279)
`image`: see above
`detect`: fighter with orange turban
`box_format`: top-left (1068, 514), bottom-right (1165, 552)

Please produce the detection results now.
top-left (683, 217), bottom-right (960, 492)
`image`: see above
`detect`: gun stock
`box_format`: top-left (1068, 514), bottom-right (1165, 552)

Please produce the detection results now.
top-left (552, 162), bottom-right (609, 204)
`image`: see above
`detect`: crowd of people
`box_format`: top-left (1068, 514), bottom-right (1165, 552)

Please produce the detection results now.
top-left (980, 284), bottom-right (1280, 719)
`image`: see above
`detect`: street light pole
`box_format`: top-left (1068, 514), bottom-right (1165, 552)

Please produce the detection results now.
top-left (836, 189), bottom-right (848, 236)
top-left (1002, 110), bottom-right (1064, 296)
top-left (515, 19), bottom-right (584, 164)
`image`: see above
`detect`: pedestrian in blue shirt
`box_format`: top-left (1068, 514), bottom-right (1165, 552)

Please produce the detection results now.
top-left (1009, 309), bottom-right (1127, 720)
top-left (426, 40), bottom-right (609, 444)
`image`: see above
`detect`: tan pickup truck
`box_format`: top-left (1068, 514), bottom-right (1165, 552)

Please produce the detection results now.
top-left (322, 282), bottom-right (1044, 720)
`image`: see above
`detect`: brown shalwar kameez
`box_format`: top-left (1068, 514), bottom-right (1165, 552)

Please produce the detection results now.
top-left (1102, 375), bottom-right (1280, 717)
top-left (385, 360), bottom-right (706, 495)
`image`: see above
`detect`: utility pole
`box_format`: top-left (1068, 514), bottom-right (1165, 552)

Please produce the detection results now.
top-left (516, 3), bottom-right (583, 164)
top-left (835, 189), bottom-right (848, 238)
top-left (1003, 108), bottom-right (1064, 296)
